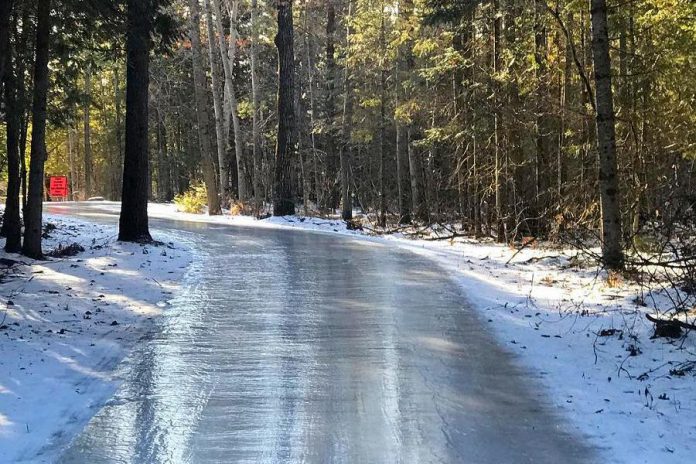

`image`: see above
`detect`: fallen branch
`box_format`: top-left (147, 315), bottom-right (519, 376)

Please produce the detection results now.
top-left (645, 313), bottom-right (696, 331)
top-left (506, 237), bottom-right (538, 265)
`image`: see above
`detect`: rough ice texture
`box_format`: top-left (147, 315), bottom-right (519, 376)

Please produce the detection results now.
top-left (3, 201), bottom-right (695, 463)
top-left (143, 202), bottom-right (696, 463)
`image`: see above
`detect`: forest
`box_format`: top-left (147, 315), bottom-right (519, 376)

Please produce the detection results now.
top-left (0, 0), bottom-right (695, 268)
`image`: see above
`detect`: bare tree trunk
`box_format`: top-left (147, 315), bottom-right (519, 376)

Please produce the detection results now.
top-left (395, 55), bottom-right (411, 224)
top-left (493, 0), bottom-right (504, 241)
top-left (272, 0), bottom-right (296, 216)
top-left (204, 0), bottom-right (229, 200)
top-left (15, 5), bottom-right (29, 213)
top-left (402, 0), bottom-right (424, 222)
top-left (534, 0), bottom-right (552, 218)
top-left (304, 6), bottom-right (320, 212)
top-left (98, 77), bottom-right (116, 199)
top-left (113, 66), bottom-right (124, 201)
top-left (590, 0), bottom-right (623, 269)
top-left (324, 0), bottom-right (338, 211)
top-left (558, 12), bottom-right (573, 202)
top-left (119, 0), bottom-right (153, 242)
top-left (189, 0), bottom-right (222, 215)
top-left (22, 0), bottom-right (51, 258)
top-left (161, 120), bottom-right (173, 201)
top-left (68, 127), bottom-right (76, 198)
top-left (407, 127), bottom-right (421, 220)
top-left (211, 0), bottom-right (247, 200)
top-left (339, 1), bottom-right (353, 221)
top-left (155, 106), bottom-right (166, 201)
top-left (83, 67), bottom-right (93, 198)
top-left (378, 0), bottom-right (387, 228)
top-left (2, 19), bottom-right (22, 252)
top-left (250, 0), bottom-right (263, 213)
top-left (0, 0), bottom-right (12, 96)
top-left (225, 0), bottom-right (248, 201)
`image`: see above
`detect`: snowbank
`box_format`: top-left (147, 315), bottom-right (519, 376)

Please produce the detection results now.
top-left (0, 214), bottom-right (192, 462)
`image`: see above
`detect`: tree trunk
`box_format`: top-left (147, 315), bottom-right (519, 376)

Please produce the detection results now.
top-left (407, 128), bottom-right (421, 221)
top-left (119, 0), bottom-right (153, 242)
top-left (590, 0), bottom-right (623, 269)
top-left (15, 4), bottom-right (29, 214)
top-left (155, 107), bottom-right (166, 201)
top-left (22, 0), bottom-right (51, 259)
top-left (211, 0), bottom-right (247, 200)
top-left (113, 66), bottom-right (124, 201)
top-left (98, 77), bottom-right (116, 199)
top-left (395, 3), bottom-right (412, 224)
top-left (225, 0), bottom-right (248, 201)
top-left (189, 0), bottom-right (222, 215)
top-left (395, 116), bottom-right (410, 223)
top-left (0, 0), bottom-right (12, 96)
top-left (493, 0), bottom-right (504, 241)
top-left (68, 128), bottom-right (76, 198)
top-left (272, 0), bottom-right (296, 216)
top-left (2, 20), bottom-right (22, 252)
top-left (324, 0), bottom-right (338, 211)
top-left (339, 1), bottom-right (353, 221)
top-left (250, 0), bottom-right (263, 213)
top-left (378, 0), bottom-right (387, 228)
top-left (534, 0), bottom-right (552, 218)
top-left (83, 67), bottom-right (93, 199)
top-left (304, 6), bottom-right (320, 212)
top-left (204, 0), bottom-right (229, 199)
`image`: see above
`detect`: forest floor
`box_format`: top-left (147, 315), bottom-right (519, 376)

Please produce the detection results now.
top-left (0, 213), bottom-right (192, 462)
top-left (146, 202), bottom-right (695, 464)
top-left (1, 202), bottom-right (694, 463)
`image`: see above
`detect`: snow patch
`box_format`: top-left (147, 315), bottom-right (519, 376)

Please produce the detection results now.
top-left (0, 213), bottom-right (192, 463)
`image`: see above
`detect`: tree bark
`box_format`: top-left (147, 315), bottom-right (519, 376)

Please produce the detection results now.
top-left (272, 0), bottom-right (296, 216)
top-left (68, 128), bottom-right (76, 198)
top-left (323, 0), bottom-right (338, 211)
top-left (250, 0), bottom-right (263, 212)
top-left (395, 1), bottom-right (413, 224)
top-left (112, 65), bottom-right (124, 201)
top-left (155, 106), bottom-right (168, 201)
top-left (0, 0), bottom-right (13, 96)
top-left (189, 0), bottom-right (222, 215)
top-left (378, 0), bottom-right (387, 228)
top-left (2, 15), bottom-right (22, 252)
top-left (590, 0), bottom-right (623, 269)
top-left (119, 0), bottom-right (153, 242)
top-left (83, 67), bottom-right (93, 199)
top-left (534, 0), bottom-right (553, 217)
top-left (224, 0), bottom-right (248, 201)
top-left (339, 1), bottom-right (353, 221)
top-left (211, 0), bottom-right (247, 200)
top-left (204, 0), bottom-right (229, 199)
top-left (22, 0), bottom-right (51, 258)
top-left (493, 0), bottom-right (505, 241)
top-left (395, 102), bottom-right (410, 223)
top-left (304, 6), bottom-right (320, 213)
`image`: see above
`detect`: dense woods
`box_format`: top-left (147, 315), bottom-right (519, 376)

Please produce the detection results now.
top-left (0, 0), bottom-right (695, 267)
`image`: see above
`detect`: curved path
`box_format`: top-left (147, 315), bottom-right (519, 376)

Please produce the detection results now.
top-left (49, 203), bottom-right (594, 464)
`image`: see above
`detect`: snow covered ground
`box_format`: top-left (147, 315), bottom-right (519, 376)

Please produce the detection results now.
top-left (2, 201), bottom-right (694, 463)
top-left (141, 202), bottom-right (695, 464)
top-left (0, 213), bottom-right (192, 463)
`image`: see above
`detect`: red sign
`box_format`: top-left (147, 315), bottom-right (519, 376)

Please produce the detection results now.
top-left (49, 176), bottom-right (69, 198)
